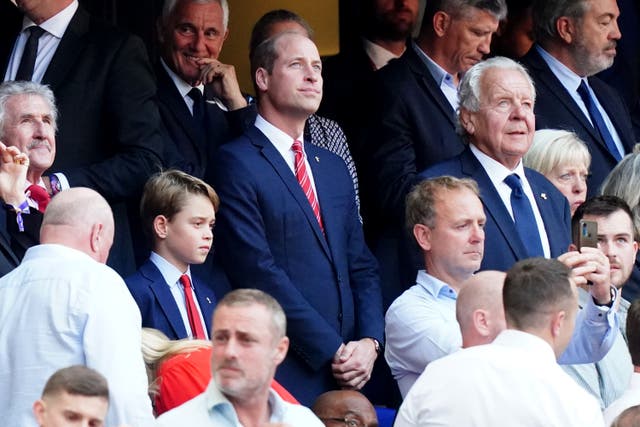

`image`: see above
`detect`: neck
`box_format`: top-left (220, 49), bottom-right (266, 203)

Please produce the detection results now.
top-left (538, 41), bottom-right (586, 77)
top-left (416, 33), bottom-right (459, 78)
top-left (25, 0), bottom-right (73, 25)
top-left (27, 170), bottom-right (43, 186)
top-left (230, 391), bottom-right (271, 427)
top-left (258, 105), bottom-right (307, 140)
top-left (367, 37), bottom-right (407, 56)
top-left (634, 366), bottom-right (640, 374)
top-left (423, 262), bottom-right (470, 294)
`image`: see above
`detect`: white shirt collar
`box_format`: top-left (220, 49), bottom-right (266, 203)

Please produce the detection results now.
top-left (160, 58), bottom-right (204, 99)
top-left (470, 144), bottom-right (527, 185)
top-left (22, 0), bottom-right (79, 39)
top-left (536, 45), bottom-right (584, 92)
top-left (362, 37), bottom-right (403, 70)
top-left (255, 114), bottom-right (304, 158)
top-left (149, 251), bottom-right (191, 289)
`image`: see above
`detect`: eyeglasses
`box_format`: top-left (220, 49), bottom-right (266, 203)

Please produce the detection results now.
top-left (320, 416), bottom-right (364, 427)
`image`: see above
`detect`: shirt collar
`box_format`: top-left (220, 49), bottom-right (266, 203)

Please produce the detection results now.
top-left (362, 37), bottom-right (403, 70)
top-left (413, 41), bottom-right (456, 88)
top-left (470, 144), bottom-right (527, 186)
top-left (416, 270), bottom-right (458, 299)
top-left (255, 114), bottom-right (304, 154)
top-left (22, 0), bottom-right (78, 39)
top-left (535, 44), bottom-right (584, 92)
top-left (160, 58), bottom-right (205, 99)
top-left (205, 380), bottom-right (286, 423)
top-left (149, 251), bottom-right (191, 289)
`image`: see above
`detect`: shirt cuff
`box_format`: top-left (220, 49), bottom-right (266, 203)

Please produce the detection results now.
top-left (53, 172), bottom-right (70, 191)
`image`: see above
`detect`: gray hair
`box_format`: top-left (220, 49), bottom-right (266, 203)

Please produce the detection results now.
top-left (162, 0), bottom-right (229, 31)
top-left (524, 129), bottom-right (591, 176)
top-left (457, 56), bottom-right (536, 138)
top-left (0, 80), bottom-right (58, 139)
top-left (532, 0), bottom-right (590, 43)
top-left (600, 145), bottom-right (640, 237)
top-left (424, 0), bottom-right (507, 21)
top-left (216, 288), bottom-right (287, 340)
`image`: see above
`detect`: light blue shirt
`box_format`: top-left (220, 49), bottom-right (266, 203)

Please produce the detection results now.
top-left (413, 41), bottom-right (458, 109)
top-left (0, 244), bottom-right (154, 427)
top-left (157, 380), bottom-right (324, 426)
top-left (385, 270), bottom-right (462, 397)
top-left (149, 252), bottom-right (209, 339)
top-left (536, 45), bottom-right (625, 158)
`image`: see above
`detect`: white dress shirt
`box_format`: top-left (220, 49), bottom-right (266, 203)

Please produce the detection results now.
top-left (149, 251), bottom-right (209, 339)
top-left (395, 330), bottom-right (605, 427)
top-left (157, 380), bottom-right (324, 426)
top-left (362, 37), bottom-right (403, 70)
top-left (4, 0), bottom-right (79, 83)
top-left (385, 270), bottom-right (461, 397)
top-left (470, 144), bottom-right (551, 257)
top-left (604, 373), bottom-right (640, 426)
top-left (0, 244), bottom-right (154, 427)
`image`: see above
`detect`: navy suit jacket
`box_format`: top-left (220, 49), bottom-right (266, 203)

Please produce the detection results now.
top-left (125, 259), bottom-right (227, 340)
top-left (211, 126), bottom-right (384, 405)
top-left (420, 147), bottom-right (571, 271)
top-left (155, 63), bottom-right (255, 180)
top-left (520, 46), bottom-right (636, 196)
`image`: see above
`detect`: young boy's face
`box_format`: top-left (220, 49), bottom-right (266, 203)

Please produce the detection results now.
top-left (161, 193), bottom-right (216, 271)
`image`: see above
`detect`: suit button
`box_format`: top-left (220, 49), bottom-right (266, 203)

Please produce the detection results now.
top-left (338, 313), bottom-right (343, 321)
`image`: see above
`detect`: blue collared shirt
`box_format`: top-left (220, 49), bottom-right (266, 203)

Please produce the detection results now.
top-left (412, 41), bottom-right (458, 109)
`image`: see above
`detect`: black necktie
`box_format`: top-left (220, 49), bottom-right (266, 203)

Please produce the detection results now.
top-left (576, 80), bottom-right (622, 161)
top-left (187, 88), bottom-right (205, 123)
top-left (504, 174), bottom-right (544, 257)
top-left (15, 26), bottom-right (46, 81)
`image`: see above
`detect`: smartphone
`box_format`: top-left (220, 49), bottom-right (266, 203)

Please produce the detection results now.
top-left (578, 220), bottom-right (598, 250)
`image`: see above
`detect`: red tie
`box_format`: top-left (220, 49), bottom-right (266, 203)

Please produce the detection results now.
top-left (292, 140), bottom-right (323, 231)
top-left (26, 184), bottom-right (50, 212)
top-left (179, 274), bottom-right (206, 340)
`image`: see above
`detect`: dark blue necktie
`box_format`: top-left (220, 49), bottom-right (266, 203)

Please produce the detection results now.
top-left (577, 80), bottom-right (622, 161)
top-left (504, 174), bottom-right (544, 257)
top-left (15, 26), bottom-right (45, 81)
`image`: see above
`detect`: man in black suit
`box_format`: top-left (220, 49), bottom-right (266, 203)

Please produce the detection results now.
top-left (521, 0), bottom-right (636, 197)
top-left (156, 0), bottom-right (254, 180)
top-left (360, 0), bottom-right (507, 308)
top-left (2, 0), bottom-right (165, 276)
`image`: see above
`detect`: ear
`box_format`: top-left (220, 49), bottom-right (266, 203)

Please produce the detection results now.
top-left (89, 222), bottom-right (104, 254)
top-left (556, 16), bottom-right (575, 44)
top-left (433, 11), bottom-right (451, 37)
top-left (255, 67), bottom-right (269, 93)
top-left (459, 109), bottom-right (476, 135)
top-left (550, 310), bottom-right (566, 339)
top-left (33, 400), bottom-right (45, 425)
top-left (633, 240), bottom-right (638, 257)
top-left (223, 28), bottom-right (229, 42)
top-left (413, 224), bottom-right (432, 252)
top-left (153, 215), bottom-right (169, 240)
top-left (473, 309), bottom-right (490, 337)
top-left (273, 336), bottom-right (289, 365)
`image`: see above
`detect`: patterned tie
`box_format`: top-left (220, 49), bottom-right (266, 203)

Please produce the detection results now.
top-left (504, 174), bottom-right (544, 257)
top-left (179, 274), bottom-right (206, 340)
top-left (26, 184), bottom-right (50, 212)
top-left (577, 80), bottom-right (622, 161)
top-left (15, 26), bottom-right (46, 81)
top-left (292, 139), bottom-right (323, 231)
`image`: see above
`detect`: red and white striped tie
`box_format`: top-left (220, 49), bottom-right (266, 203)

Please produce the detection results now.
top-left (292, 140), bottom-right (323, 232)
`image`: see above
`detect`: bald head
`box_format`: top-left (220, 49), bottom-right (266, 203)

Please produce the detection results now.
top-left (40, 188), bottom-right (114, 263)
top-left (456, 271), bottom-right (506, 348)
top-left (312, 390), bottom-right (378, 427)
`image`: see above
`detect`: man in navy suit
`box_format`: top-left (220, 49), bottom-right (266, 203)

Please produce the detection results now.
top-left (359, 0), bottom-right (507, 308)
top-left (211, 32), bottom-right (384, 406)
top-left (520, 0), bottom-right (636, 196)
top-left (421, 56), bottom-right (572, 272)
top-left (126, 170), bottom-right (227, 340)
top-left (156, 0), bottom-right (254, 180)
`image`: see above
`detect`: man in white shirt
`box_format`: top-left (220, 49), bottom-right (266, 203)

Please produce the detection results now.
top-left (395, 257), bottom-right (605, 427)
top-left (384, 176), bottom-right (488, 396)
top-left (157, 288), bottom-right (324, 426)
top-left (0, 187), bottom-right (154, 427)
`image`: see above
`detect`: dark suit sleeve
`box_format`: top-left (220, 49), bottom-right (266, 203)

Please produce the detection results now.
top-left (213, 148), bottom-right (344, 370)
top-left (61, 34), bottom-right (164, 200)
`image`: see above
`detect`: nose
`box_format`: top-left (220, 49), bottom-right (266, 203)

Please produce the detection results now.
top-left (191, 31), bottom-right (207, 53)
top-left (610, 18), bottom-right (622, 40)
top-left (573, 177), bottom-right (587, 194)
top-left (479, 34), bottom-right (492, 55)
top-left (470, 223), bottom-right (485, 243)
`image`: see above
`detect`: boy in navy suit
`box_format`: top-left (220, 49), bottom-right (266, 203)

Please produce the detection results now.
top-left (125, 169), bottom-right (220, 340)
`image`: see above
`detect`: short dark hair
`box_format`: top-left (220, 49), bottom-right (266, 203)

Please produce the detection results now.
top-left (503, 258), bottom-right (574, 330)
top-left (41, 365), bottom-right (109, 400)
top-left (612, 405), bottom-right (640, 427)
top-left (249, 9), bottom-right (313, 61)
top-left (140, 169), bottom-right (220, 240)
top-left (627, 300), bottom-right (640, 367)
top-left (423, 0), bottom-right (507, 23)
top-left (571, 196), bottom-right (636, 242)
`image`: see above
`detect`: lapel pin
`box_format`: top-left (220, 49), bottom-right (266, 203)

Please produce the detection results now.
top-left (315, 156), bottom-right (320, 163)
top-left (541, 193), bottom-right (547, 200)
top-left (206, 297), bottom-right (212, 304)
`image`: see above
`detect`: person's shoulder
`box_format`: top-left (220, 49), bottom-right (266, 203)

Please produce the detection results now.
top-left (280, 401), bottom-right (325, 426)
top-left (156, 391), bottom-right (209, 425)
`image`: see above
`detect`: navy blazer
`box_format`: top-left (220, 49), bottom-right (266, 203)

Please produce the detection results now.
top-left (211, 126), bottom-right (384, 405)
top-left (420, 147), bottom-right (571, 272)
top-left (520, 46), bottom-right (636, 196)
top-left (125, 259), bottom-right (226, 340)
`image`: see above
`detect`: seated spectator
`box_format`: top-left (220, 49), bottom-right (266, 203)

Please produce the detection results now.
top-left (141, 327), bottom-right (297, 415)
top-left (249, 9), bottom-right (360, 209)
top-left (0, 188), bottom-right (154, 426)
top-left (395, 258), bottom-right (604, 427)
top-left (312, 390), bottom-right (378, 427)
top-left (612, 405), bottom-right (640, 427)
top-left (156, 289), bottom-right (323, 426)
top-left (601, 146), bottom-right (640, 302)
top-left (605, 299), bottom-right (640, 425)
top-left (126, 169), bottom-right (229, 340)
top-left (384, 176), bottom-right (486, 397)
top-left (524, 129), bottom-right (591, 215)
top-left (33, 366), bottom-right (109, 427)
top-left (456, 270), bottom-right (506, 348)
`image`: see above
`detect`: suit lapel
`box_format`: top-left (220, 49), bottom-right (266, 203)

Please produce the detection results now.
top-left (525, 170), bottom-right (566, 256)
top-left (42, 7), bottom-right (89, 90)
top-left (248, 127), bottom-right (331, 258)
top-left (140, 260), bottom-right (188, 339)
top-left (459, 148), bottom-right (530, 260)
